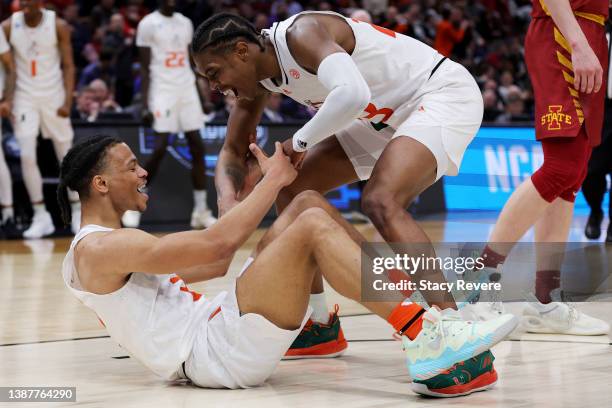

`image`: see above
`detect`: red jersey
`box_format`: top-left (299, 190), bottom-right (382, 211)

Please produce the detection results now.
top-left (532, 0), bottom-right (609, 19)
top-left (525, 1), bottom-right (608, 145)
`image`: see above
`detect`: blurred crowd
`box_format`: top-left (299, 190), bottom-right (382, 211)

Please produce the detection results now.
top-left (0, 0), bottom-right (536, 124)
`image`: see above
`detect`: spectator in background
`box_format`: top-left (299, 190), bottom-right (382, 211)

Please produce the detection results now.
top-left (72, 86), bottom-right (99, 122)
top-left (91, 0), bottom-right (117, 27)
top-left (261, 93), bottom-right (286, 124)
top-left (434, 6), bottom-right (470, 57)
top-left (495, 89), bottom-right (530, 123)
top-left (498, 70), bottom-right (515, 103)
top-left (379, 6), bottom-right (408, 35)
top-left (78, 48), bottom-right (115, 90)
top-left (349, 9), bottom-right (372, 23)
top-left (254, 12), bottom-right (270, 31)
top-left (103, 13), bottom-right (129, 50)
top-left (362, 0), bottom-right (388, 17)
top-left (211, 94), bottom-right (237, 122)
top-left (270, 0), bottom-right (303, 20)
top-left (89, 79), bottom-right (122, 113)
top-left (63, 3), bottom-right (91, 70)
top-left (482, 89), bottom-right (502, 122)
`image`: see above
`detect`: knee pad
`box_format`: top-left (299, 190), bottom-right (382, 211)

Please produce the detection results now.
top-left (532, 159), bottom-right (584, 202)
top-left (532, 141), bottom-right (589, 203)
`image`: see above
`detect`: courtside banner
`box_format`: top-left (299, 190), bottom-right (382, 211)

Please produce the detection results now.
top-left (360, 242), bottom-right (612, 303)
top-left (444, 126), bottom-right (608, 212)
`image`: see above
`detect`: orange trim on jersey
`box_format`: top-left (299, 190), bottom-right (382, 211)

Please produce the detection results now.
top-left (208, 306), bottom-right (221, 321)
top-left (170, 276), bottom-right (181, 284)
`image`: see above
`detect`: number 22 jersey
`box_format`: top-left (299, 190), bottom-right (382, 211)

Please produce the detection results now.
top-left (136, 11), bottom-right (197, 94)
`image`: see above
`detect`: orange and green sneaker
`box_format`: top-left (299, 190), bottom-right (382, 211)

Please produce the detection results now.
top-left (411, 350), bottom-right (497, 397)
top-left (284, 304), bottom-right (348, 359)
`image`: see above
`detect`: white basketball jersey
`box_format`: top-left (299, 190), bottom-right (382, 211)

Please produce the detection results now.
top-left (260, 11), bottom-right (445, 131)
top-left (136, 11), bottom-right (197, 93)
top-left (62, 225), bottom-right (225, 380)
top-left (10, 9), bottom-right (64, 100)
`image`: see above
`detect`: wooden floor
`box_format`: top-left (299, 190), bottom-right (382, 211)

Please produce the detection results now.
top-left (1, 213), bottom-right (611, 407)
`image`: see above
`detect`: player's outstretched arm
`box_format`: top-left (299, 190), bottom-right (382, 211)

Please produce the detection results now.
top-left (543, 0), bottom-right (603, 94)
top-left (85, 142), bottom-right (295, 278)
top-left (215, 87), bottom-right (268, 216)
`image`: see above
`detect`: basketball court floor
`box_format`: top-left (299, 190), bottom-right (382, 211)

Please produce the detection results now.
top-left (1, 213), bottom-right (611, 407)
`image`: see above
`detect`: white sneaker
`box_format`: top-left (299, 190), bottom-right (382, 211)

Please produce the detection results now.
top-left (461, 301), bottom-right (506, 322)
top-left (71, 203), bottom-right (81, 234)
top-left (403, 308), bottom-right (518, 380)
top-left (121, 210), bottom-right (141, 228)
top-left (190, 209), bottom-right (217, 229)
top-left (457, 266), bottom-right (505, 321)
top-left (522, 302), bottom-right (610, 335)
top-left (23, 211), bottom-right (55, 239)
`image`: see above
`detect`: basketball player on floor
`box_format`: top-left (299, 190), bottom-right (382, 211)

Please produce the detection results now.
top-left (468, 0), bottom-right (609, 335)
top-left (191, 13), bottom-right (482, 365)
top-left (2, 0), bottom-right (78, 238)
top-left (0, 25), bottom-right (17, 238)
top-left (58, 135), bottom-right (517, 396)
top-left (122, 0), bottom-right (216, 229)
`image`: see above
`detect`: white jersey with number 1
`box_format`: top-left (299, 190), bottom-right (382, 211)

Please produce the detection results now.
top-left (136, 11), bottom-right (196, 93)
top-left (10, 9), bottom-right (64, 101)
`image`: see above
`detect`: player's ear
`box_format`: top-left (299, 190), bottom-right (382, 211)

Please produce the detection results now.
top-left (234, 41), bottom-right (249, 61)
top-left (92, 175), bottom-right (109, 195)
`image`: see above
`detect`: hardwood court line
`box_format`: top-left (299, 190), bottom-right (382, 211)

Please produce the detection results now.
top-left (0, 335), bottom-right (110, 347)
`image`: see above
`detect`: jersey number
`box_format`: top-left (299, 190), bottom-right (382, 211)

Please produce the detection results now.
top-left (362, 103), bottom-right (394, 131)
top-left (31, 60), bottom-right (37, 77)
top-left (165, 51), bottom-right (186, 68)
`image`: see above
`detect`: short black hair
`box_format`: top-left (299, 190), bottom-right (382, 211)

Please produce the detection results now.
top-left (191, 12), bottom-right (264, 55)
top-left (57, 135), bottom-right (122, 226)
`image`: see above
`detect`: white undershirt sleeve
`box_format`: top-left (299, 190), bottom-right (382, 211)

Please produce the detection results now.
top-left (292, 52), bottom-right (371, 152)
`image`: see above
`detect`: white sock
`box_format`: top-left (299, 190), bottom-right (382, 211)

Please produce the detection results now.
top-left (32, 203), bottom-right (46, 216)
top-left (193, 190), bottom-right (207, 212)
top-left (1, 206), bottom-right (13, 222)
top-left (309, 293), bottom-right (329, 324)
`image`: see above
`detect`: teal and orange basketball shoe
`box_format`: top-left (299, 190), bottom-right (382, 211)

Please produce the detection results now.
top-left (284, 304), bottom-right (348, 359)
top-left (403, 307), bottom-right (516, 380)
top-left (412, 350), bottom-right (497, 397)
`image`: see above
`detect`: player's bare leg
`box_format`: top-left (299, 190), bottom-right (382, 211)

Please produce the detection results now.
top-left (185, 130), bottom-right (216, 228)
top-left (237, 207), bottom-right (402, 329)
top-left (144, 132), bottom-right (171, 184)
top-left (487, 178), bottom-right (550, 255)
top-left (275, 136), bottom-right (359, 329)
top-left (361, 136), bottom-right (456, 309)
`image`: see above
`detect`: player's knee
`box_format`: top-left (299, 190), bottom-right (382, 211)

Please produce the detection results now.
top-left (532, 159), bottom-right (583, 202)
top-left (292, 190), bottom-right (327, 212)
top-left (294, 207), bottom-right (332, 234)
top-left (361, 188), bottom-right (396, 223)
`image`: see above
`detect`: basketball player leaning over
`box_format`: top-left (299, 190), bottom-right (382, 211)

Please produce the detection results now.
top-left (191, 12), bottom-right (482, 366)
top-left (59, 135), bottom-right (516, 396)
top-left (2, 0), bottom-right (78, 238)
